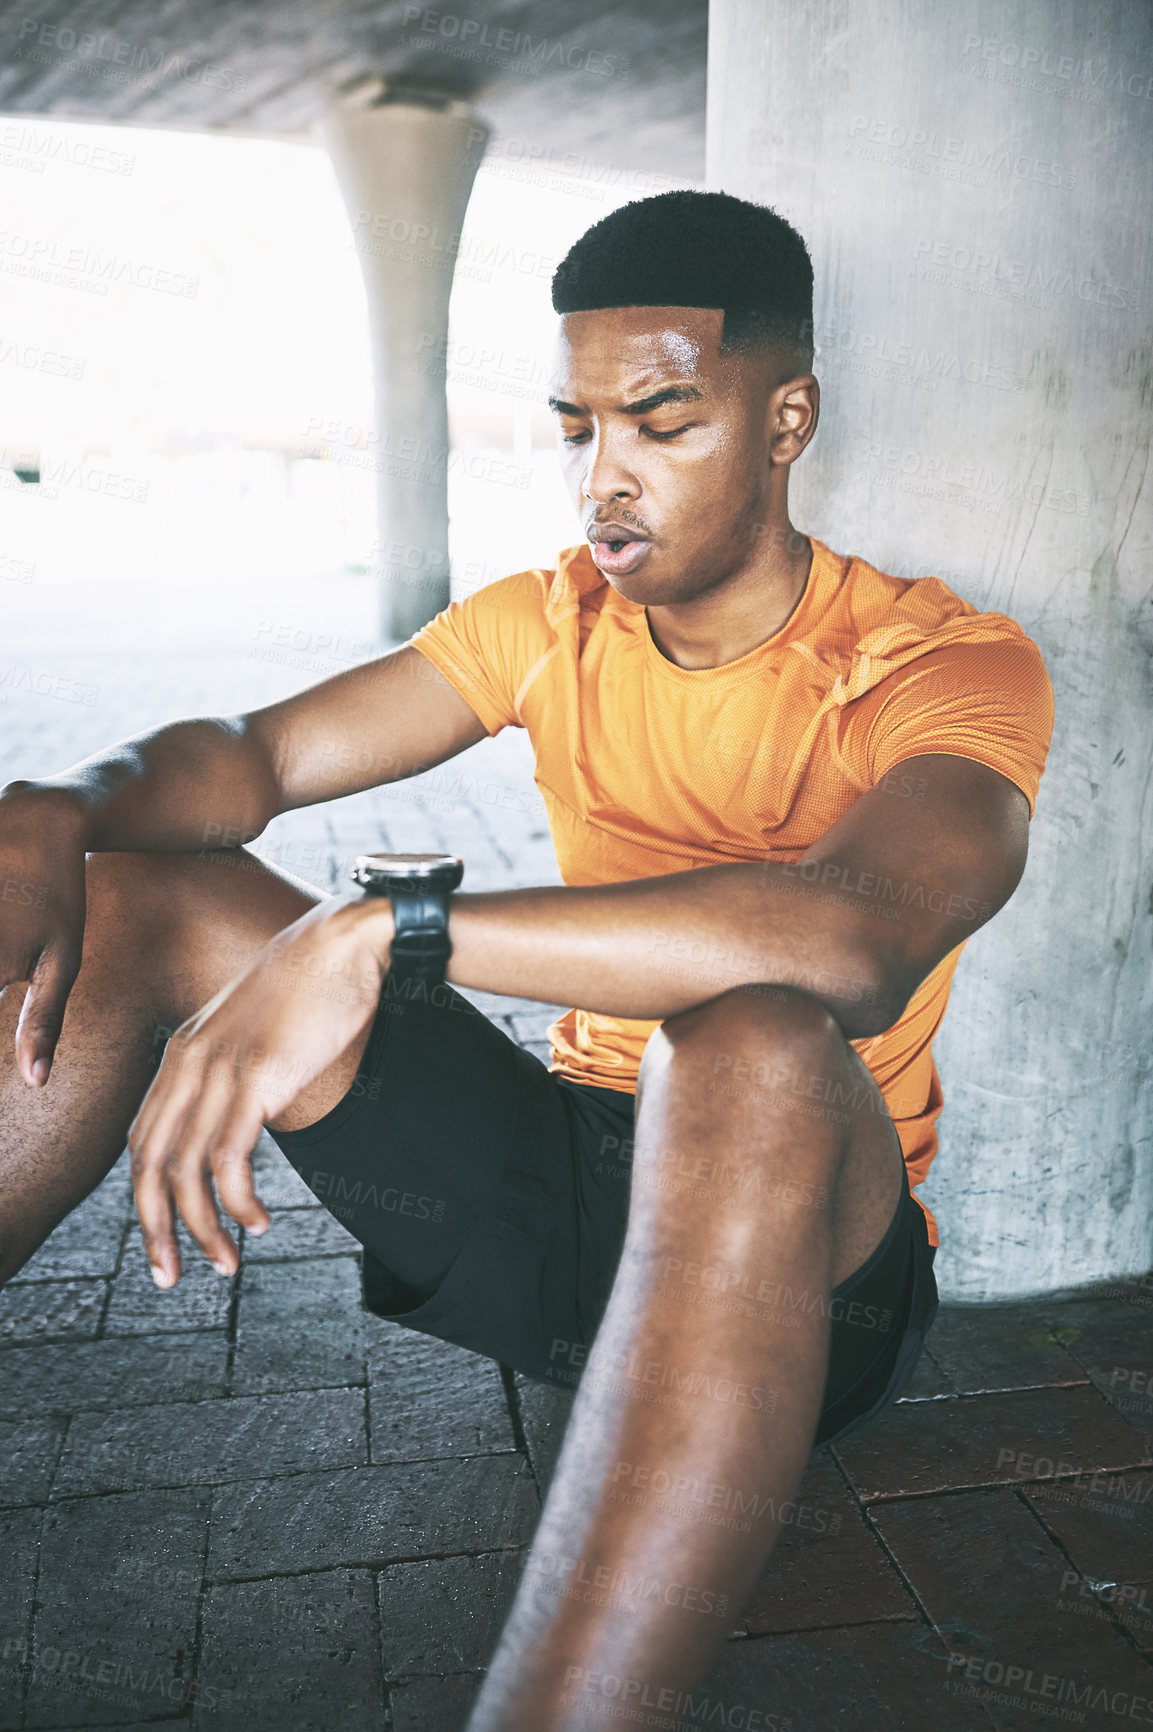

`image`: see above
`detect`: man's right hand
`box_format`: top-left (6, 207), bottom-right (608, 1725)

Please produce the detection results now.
top-left (0, 645), bottom-right (490, 1087)
top-left (0, 782), bottom-right (88, 1088)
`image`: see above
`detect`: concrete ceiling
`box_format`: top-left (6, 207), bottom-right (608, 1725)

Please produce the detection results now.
top-left (0, 0), bottom-right (707, 175)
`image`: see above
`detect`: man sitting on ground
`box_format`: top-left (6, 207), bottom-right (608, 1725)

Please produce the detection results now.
top-left (0, 191), bottom-right (1053, 1726)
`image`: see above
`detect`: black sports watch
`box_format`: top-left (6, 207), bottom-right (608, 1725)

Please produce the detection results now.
top-left (351, 852), bottom-right (464, 987)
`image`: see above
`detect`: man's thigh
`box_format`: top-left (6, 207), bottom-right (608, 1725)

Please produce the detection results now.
top-left (574, 1037), bottom-right (938, 1440)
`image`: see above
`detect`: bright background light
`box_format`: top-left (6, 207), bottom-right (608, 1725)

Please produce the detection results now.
top-left (0, 118), bottom-right (693, 782)
top-left (0, 118), bottom-right (667, 604)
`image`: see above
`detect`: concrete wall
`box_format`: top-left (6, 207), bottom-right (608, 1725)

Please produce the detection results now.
top-left (707, 0), bottom-right (1153, 1297)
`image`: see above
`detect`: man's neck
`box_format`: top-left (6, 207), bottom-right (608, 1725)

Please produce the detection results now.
top-left (645, 529), bottom-right (814, 671)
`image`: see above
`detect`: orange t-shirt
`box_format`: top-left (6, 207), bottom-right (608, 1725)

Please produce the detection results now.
top-left (410, 538), bottom-right (1055, 1245)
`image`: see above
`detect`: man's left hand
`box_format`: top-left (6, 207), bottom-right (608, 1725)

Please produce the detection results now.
top-left (128, 892), bottom-right (392, 1288)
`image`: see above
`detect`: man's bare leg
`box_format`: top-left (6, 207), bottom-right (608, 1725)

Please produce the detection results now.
top-left (1, 854), bottom-right (909, 1723)
top-left (0, 848), bottom-right (371, 1284)
top-left (468, 983), bottom-right (907, 1729)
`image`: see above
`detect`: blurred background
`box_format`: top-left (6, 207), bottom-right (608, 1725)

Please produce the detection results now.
top-left (0, 115), bottom-right (688, 693)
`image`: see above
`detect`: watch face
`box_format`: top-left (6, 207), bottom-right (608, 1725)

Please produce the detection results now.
top-left (352, 853), bottom-right (464, 891)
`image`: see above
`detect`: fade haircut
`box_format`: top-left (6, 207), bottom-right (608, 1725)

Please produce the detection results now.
top-left (551, 190), bottom-right (814, 370)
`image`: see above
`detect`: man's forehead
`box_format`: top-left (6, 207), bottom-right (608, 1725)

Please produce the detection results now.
top-left (550, 305), bottom-right (724, 396)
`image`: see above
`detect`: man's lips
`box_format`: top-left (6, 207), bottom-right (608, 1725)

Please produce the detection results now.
top-left (587, 523), bottom-right (653, 577)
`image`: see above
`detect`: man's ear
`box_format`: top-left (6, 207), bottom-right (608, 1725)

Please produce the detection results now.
top-left (767, 373), bottom-right (820, 467)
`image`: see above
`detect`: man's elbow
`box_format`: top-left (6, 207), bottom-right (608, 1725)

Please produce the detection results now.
top-left (838, 944), bottom-right (915, 1040)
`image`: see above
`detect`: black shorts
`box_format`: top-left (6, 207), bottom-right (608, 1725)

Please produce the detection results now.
top-left (270, 977), bottom-right (939, 1448)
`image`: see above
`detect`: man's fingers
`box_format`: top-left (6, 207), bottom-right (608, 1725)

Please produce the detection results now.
top-left (169, 1160), bottom-right (238, 1276)
top-left (212, 1124), bottom-right (271, 1237)
top-left (132, 1158), bottom-right (182, 1289)
top-left (132, 1030), bottom-right (274, 1277)
top-left (128, 1046), bottom-right (213, 1287)
top-left (160, 1080), bottom-right (247, 1275)
top-left (14, 945), bottom-right (80, 1087)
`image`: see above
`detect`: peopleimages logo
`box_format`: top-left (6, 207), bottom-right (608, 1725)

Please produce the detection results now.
top-left (846, 114), bottom-right (1076, 188)
top-left (561, 1665), bottom-right (790, 1729)
top-left (0, 121), bottom-right (135, 176)
top-left (1, 1636), bottom-right (223, 1712)
top-left (0, 231), bottom-right (198, 299)
top-left (961, 33), bottom-right (1153, 102)
top-left (530, 1552), bottom-right (731, 1619)
top-left (17, 18), bottom-right (248, 90)
top-left (945, 1650), bottom-right (1153, 1723)
top-left (401, 7), bottom-right (628, 79)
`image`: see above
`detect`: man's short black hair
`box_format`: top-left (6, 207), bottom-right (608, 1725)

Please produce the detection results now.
top-left (551, 190), bottom-right (814, 368)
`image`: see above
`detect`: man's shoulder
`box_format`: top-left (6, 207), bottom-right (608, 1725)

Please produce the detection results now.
top-left (825, 544), bottom-right (1049, 697)
top-left (829, 543), bottom-right (974, 632)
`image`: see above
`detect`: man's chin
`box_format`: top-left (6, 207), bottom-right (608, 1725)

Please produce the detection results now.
top-left (606, 562), bottom-right (712, 608)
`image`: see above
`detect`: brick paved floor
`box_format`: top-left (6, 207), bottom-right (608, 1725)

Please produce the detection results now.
top-left (2, 573), bottom-right (1152, 1729)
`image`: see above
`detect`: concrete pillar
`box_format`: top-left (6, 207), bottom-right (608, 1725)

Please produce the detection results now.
top-left (708, 2), bottom-right (1153, 1297)
top-left (321, 91), bottom-right (489, 641)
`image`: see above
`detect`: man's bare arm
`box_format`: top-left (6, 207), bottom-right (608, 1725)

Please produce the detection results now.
top-left (127, 750), bottom-right (1030, 1274)
top-left (437, 752), bottom-right (1031, 1041)
top-left (2, 646), bottom-right (486, 852)
top-left (0, 645), bottom-right (485, 1083)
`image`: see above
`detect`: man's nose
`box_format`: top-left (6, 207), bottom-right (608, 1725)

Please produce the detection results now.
top-left (580, 433), bottom-right (638, 504)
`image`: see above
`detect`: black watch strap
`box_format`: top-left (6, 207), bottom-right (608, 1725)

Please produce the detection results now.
top-left (388, 886), bottom-right (453, 986)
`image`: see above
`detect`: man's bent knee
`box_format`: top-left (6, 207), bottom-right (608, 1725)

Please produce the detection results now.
top-left (647, 982), bottom-right (844, 1091)
top-left (84, 847), bottom-right (319, 956)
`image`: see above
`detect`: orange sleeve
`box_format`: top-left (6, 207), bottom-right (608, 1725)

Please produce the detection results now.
top-left (863, 636), bottom-right (1055, 816)
top-left (407, 569), bottom-right (553, 738)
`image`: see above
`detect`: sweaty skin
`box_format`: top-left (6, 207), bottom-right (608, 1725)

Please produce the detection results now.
top-left (0, 304), bottom-right (1029, 1729)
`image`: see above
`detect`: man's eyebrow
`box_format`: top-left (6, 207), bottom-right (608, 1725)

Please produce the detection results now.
top-left (622, 383), bottom-right (704, 414)
top-left (547, 383), bottom-right (705, 416)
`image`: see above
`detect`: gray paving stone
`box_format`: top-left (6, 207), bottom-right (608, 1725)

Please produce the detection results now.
top-left (54, 1389), bottom-right (366, 1497)
top-left (0, 1280), bottom-right (107, 1345)
top-left (241, 1209), bottom-right (358, 1262)
top-left (388, 1674), bottom-right (482, 1731)
top-left (195, 1571), bottom-right (383, 1731)
top-left (0, 1335), bottom-right (229, 1420)
top-left (1022, 1468), bottom-right (1153, 1624)
top-left (1048, 1297), bottom-right (1153, 1443)
top-left (366, 1325), bottom-right (515, 1463)
top-left (249, 1136), bottom-right (320, 1209)
top-left (926, 1300), bottom-right (1089, 1393)
top-left (705, 1621), bottom-right (982, 1732)
top-left (377, 1551), bottom-right (524, 1677)
top-left (371, 795), bottom-right (445, 854)
top-left (12, 1166), bottom-right (132, 1281)
top-left (512, 1373), bottom-right (575, 1493)
top-left (0, 1419), bottom-right (65, 1507)
top-left (105, 1237), bottom-right (235, 1337)
top-left (0, 1507), bottom-right (41, 1729)
top-left (452, 987), bottom-right (546, 1023)
top-left (739, 1450), bottom-right (918, 1637)
top-left (26, 1490), bottom-right (207, 1728)
top-left (873, 1485), bottom-right (1153, 1721)
top-left (508, 1006), bottom-right (569, 1045)
top-left (209, 1456), bottom-right (538, 1579)
top-left (231, 1258), bottom-right (365, 1396)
